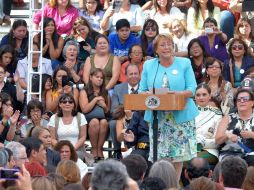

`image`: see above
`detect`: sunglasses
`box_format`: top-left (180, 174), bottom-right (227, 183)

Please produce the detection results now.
top-left (207, 65), bottom-right (221, 69)
top-left (60, 100), bottom-right (74, 104)
top-left (232, 44), bottom-right (244, 51)
top-left (236, 96), bottom-right (251, 103)
top-left (145, 27), bottom-right (157, 32)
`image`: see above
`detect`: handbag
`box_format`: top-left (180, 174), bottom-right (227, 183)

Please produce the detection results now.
top-left (85, 105), bottom-right (105, 122)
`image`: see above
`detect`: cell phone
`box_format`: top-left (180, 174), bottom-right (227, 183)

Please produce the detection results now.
top-left (62, 75), bottom-right (71, 87)
top-left (112, 0), bottom-right (122, 12)
top-left (45, 111), bottom-right (53, 118)
top-left (205, 27), bottom-right (213, 34)
top-left (0, 168), bottom-right (19, 180)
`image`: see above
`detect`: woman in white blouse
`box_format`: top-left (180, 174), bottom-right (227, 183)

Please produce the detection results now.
top-left (195, 83), bottom-right (222, 165)
top-left (48, 93), bottom-right (87, 159)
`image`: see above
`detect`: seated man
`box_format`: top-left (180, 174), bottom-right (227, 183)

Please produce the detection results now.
top-left (109, 64), bottom-right (140, 159)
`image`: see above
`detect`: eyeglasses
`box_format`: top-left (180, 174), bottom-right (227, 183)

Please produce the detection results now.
top-left (145, 27), bottom-right (157, 32)
top-left (31, 109), bottom-right (41, 113)
top-left (207, 65), bottom-right (221, 69)
top-left (237, 96), bottom-right (251, 103)
top-left (60, 100), bottom-right (74, 104)
top-left (159, 43), bottom-right (173, 48)
top-left (131, 51), bottom-right (143, 55)
top-left (232, 44), bottom-right (244, 51)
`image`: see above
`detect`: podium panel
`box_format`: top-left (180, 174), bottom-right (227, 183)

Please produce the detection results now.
top-left (124, 94), bottom-right (186, 111)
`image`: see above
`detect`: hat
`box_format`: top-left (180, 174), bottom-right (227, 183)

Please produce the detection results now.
top-left (0, 148), bottom-right (9, 167)
top-left (116, 19), bottom-right (130, 31)
top-left (241, 76), bottom-right (254, 92)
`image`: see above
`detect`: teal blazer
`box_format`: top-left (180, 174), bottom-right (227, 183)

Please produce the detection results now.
top-left (139, 57), bottom-right (199, 124)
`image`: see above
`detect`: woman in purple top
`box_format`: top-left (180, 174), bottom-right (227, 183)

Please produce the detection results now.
top-left (198, 17), bottom-right (228, 62)
top-left (33, 0), bottom-right (79, 36)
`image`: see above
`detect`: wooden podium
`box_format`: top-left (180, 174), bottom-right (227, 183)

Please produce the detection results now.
top-left (124, 93), bottom-right (186, 111)
top-left (124, 93), bottom-right (186, 161)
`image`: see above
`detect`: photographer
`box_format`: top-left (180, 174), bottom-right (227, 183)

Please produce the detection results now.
top-left (215, 88), bottom-right (254, 166)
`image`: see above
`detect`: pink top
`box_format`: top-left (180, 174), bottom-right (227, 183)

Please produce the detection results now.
top-left (33, 4), bottom-right (79, 36)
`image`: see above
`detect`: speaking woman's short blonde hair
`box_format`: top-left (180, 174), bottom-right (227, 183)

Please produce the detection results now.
top-left (153, 34), bottom-right (174, 55)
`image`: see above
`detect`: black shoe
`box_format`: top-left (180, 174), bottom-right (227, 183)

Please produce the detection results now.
top-left (113, 150), bottom-right (123, 160)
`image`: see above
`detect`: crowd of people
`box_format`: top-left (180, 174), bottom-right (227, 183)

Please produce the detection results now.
top-left (0, 0), bottom-right (254, 189)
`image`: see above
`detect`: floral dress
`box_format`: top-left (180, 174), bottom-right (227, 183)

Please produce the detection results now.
top-left (149, 111), bottom-right (197, 162)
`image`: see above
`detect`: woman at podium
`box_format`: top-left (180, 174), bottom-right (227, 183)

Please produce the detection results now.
top-left (139, 34), bottom-right (199, 181)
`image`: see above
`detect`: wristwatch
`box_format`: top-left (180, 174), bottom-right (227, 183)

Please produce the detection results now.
top-left (15, 130), bottom-right (21, 136)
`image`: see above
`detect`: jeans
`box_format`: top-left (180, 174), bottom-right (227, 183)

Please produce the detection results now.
top-left (220, 10), bottom-right (235, 39)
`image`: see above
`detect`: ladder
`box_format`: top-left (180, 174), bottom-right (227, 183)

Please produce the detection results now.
top-left (27, 0), bottom-right (45, 103)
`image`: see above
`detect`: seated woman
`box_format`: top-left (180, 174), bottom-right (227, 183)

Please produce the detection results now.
top-left (203, 57), bottom-right (234, 113)
top-left (33, 17), bottom-right (64, 69)
top-left (79, 0), bottom-right (104, 33)
top-left (18, 99), bottom-right (48, 139)
top-left (138, 19), bottom-right (159, 59)
top-left (46, 66), bottom-right (79, 113)
top-left (223, 38), bottom-right (254, 88)
top-left (82, 35), bottom-right (120, 90)
top-left (187, 0), bottom-right (220, 35)
top-left (215, 89), bottom-right (254, 166)
top-left (198, 17), bottom-right (228, 62)
top-left (0, 92), bottom-right (20, 146)
top-left (54, 140), bottom-right (88, 179)
top-left (168, 18), bottom-right (196, 57)
top-left (68, 17), bottom-right (96, 64)
top-left (28, 127), bottom-right (61, 171)
top-left (187, 38), bottom-right (208, 84)
top-left (119, 44), bottom-right (144, 83)
top-left (48, 94), bottom-right (87, 159)
top-left (195, 84), bottom-right (222, 165)
top-left (234, 17), bottom-right (254, 58)
top-left (0, 19), bottom-right (28, 61)
top-left (79, 68), bottom-right (110, 160)
top-left (0, 45), bottom-right (17, 82)
top-left (15, 42), bottom-right (53, 90)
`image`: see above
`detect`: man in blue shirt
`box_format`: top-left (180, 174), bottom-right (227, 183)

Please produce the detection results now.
top-left (108, 18), bottom-right (139, 64)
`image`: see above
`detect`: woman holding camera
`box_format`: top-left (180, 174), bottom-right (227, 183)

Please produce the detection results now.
top-left (46, 66), bottom-right (79, 113)
top-left (216, 89), bottom-right (254, 166)
top-left (198, 17), bottom-right (228, 62)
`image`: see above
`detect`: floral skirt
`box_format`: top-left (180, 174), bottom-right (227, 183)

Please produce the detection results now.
top-left (149, 111), bottom-right (197, 162)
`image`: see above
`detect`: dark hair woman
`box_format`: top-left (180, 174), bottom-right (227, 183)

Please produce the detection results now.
top-left (0, 45), bottom-right (16, 81)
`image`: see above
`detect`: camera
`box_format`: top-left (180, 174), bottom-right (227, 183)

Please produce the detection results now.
top-left (62, 75), bottom-right (71, 87)
top-left (0, 168), bottom-right (19, 180)
top-left (204, 27), bottom-right (213, 34)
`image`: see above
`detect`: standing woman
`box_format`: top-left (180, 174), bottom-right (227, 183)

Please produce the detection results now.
top-left (187, 0), bottom-right (220, 35)
top-left (33, 17), bottom-right (64, 64)
top-left (0, 19), bottom-right (28, 61)
top-left (139, 34), bottom-right (198, 180)
top-left (33, 0), bottom-right (79, 36)
top-left (223, 38), bottom-right (254, 88)
top-left (79, 68), bottom-right (110, 160)
top-left (82, 35), bottom-right (120, 90)
top-left (139, 19), bottom-right (159, 59)
top-left (48, 94), bottom-right (87, 158)
top-left (187, 38), bottom-right (208, 84)
top-left (79, 0), bottom-right (105, 33)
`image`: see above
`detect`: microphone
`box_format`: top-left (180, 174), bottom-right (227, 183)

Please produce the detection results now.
top-left (152, 59), bottom-right (160, 94)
